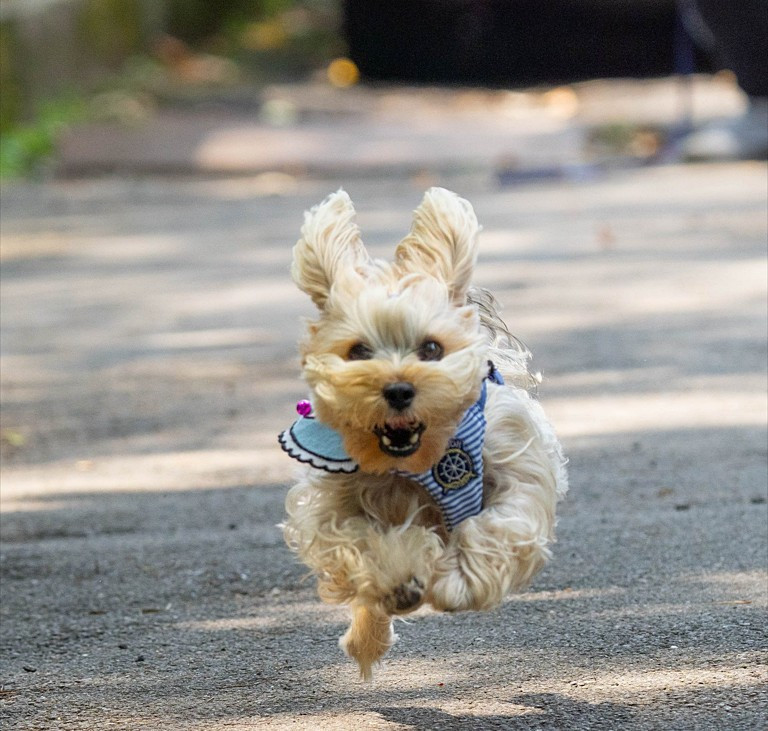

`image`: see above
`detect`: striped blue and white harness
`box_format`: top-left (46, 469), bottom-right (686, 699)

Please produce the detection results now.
top-left (279, 364), bottom-right (504, 530)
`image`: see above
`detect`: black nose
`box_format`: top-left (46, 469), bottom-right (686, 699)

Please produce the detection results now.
top-left (383, 382), bottom-right (416, 411)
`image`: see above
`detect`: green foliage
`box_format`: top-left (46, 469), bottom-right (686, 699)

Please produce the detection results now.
top-left (0, 2), bottom-right (343, 177)
top-left (0, 97), bottom-right (86, 178)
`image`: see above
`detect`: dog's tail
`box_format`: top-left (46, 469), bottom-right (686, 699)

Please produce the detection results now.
top-left (467, 287), bottom-right (540, 395)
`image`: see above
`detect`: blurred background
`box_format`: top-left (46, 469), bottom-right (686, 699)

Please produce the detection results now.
top-left (0, 0), bottom-right (765, 178)
top-left (1, 4), bottom-right (766, 727)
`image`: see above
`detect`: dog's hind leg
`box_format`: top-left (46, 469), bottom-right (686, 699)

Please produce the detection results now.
top-left (316, 521), bottom-right (440, 677)
top-left (339, 602), bottom-right (395, 680)
top-left (284, 479), bottom-right (444, 675)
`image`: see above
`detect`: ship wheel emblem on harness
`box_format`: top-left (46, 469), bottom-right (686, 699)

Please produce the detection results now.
top-left (433, 444), bottom-right (476, 491)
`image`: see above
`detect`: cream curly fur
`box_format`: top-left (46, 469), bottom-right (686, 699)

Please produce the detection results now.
top-left (282, 188), bottom-right (568, 679)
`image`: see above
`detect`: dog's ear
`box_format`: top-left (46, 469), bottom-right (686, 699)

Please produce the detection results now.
top-left (291, 190), bottom-right (369, 309)
top-left (395, 188), bottom-right (480, 304)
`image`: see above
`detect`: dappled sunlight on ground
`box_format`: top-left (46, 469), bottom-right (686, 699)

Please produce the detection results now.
top-left (0, 445), bottom-right (291, 505)
top-left (550, 388), bottom-right (766, 437)
top-left (524, 658), bottom-right (766, 701)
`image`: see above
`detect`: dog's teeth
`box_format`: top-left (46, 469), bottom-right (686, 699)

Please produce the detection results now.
top-left (409, 432), bottom-right (420, 444)
top-left (381, 435), bottom-right (392, 446)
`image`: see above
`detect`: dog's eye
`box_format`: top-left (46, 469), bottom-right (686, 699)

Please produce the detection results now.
top-left (347, 342), bottom-right (374, 361)
top-left (417, 340), bottom-right (444, 361)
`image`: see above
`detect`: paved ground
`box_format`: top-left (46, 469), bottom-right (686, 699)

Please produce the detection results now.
top-left (1, 80), bottom-right (767, 730)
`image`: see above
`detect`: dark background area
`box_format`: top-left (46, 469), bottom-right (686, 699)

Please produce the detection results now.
top-left (343, 0), bottom-right (716, 86)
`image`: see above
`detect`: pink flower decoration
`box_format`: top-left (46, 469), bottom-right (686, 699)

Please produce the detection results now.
top-left (296, 400), bottom-right (313, 417)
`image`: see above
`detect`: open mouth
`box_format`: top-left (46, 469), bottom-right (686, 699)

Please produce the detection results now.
top-left (373, 422), bottom-right (425, 458)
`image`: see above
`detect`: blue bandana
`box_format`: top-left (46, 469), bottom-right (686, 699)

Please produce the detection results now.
top-left (278, 365), bottom-right (504, 530)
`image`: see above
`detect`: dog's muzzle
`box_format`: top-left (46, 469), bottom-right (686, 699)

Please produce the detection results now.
top-left (373, 422), bottom-right (425, 457)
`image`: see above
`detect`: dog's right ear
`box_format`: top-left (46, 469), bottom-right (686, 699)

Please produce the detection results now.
top-left (291, 190), bottom-right (369, 309)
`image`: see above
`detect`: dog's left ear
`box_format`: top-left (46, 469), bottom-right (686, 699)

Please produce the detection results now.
top-left (395, 187), bottom-right (480, 305)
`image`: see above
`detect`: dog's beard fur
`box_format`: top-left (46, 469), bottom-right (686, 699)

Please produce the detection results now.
top-left (283, 187), bottom-right (568, 680)
top-left (301, 273), bottom-right (487, 474)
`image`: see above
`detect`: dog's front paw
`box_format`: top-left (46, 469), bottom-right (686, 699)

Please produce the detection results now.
top-left (428, 548), bottom-right (482, 612)
top-left (383, 576), bottom-right (425, 615)
top-left (428, 543), bottom-right (505, 612)
top-left (429, 571), bottom-right (472, 612)
top-left (429, 555), bottom-right (472, 612)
